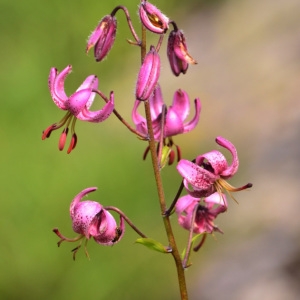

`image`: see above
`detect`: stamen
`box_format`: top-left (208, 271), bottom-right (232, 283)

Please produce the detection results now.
top-left (53, 228), bottom-right (84, 245)
top-left (58, 128), bottom-right (68, 151)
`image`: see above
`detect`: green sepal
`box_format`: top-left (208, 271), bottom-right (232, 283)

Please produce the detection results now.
top-left (160, 146), bottom-right (171, 169)
top-left (135, 238), bottom-right (171, 254)
top-left (181, 233), bottom-right (203, 259)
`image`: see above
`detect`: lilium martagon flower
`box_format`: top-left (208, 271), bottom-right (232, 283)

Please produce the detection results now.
top-left (53, 187), bottom-right (125, 260)
top-left (132, 84), bottom-right (201, 164)
top-left (177, 136), bottom-right (252, 200)
top-left (42, 65), bottom-right (114, 153)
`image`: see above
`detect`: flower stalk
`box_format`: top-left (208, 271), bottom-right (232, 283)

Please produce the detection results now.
top-left (141, 23), bottom-right (188, 300)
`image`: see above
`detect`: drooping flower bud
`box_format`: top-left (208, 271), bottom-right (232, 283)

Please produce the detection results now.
top-left (86, 14), bottom-right (117, 62)
top-left (139, 1), bottom-right (169, 34)
top-left (167, 29), bottom-right (197, 76)
top-left (136, 45), bottom-right (160, 101)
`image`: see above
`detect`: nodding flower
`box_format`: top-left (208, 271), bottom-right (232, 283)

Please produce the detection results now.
top-left (53, 187), bottom-right (125, 260)
top-left (132, 84), bottom-right (201, 164)
top-left (177, 136), bottom-right (252, 200)
top-left (175, 193), bottom-right (227, 234)
top-left (42, 65), bottom-right (114, 153)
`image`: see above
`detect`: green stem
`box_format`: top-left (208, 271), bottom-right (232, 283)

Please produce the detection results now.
top-left (140, 25), bottom-right (188, 300)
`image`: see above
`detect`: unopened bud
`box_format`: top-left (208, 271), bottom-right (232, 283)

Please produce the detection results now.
top-left (167, 29), bottom-right (197, 76)
top-left (86, 15), bottom-right (117, 62)
top-left (139, 1), bottom-right (169, 34)
top-left (136, 46), bottom-right (160, 101)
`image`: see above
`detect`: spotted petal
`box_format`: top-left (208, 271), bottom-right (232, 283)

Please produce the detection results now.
top-left (48, 65), bottom-right (72, 110)
top-left (76, 91), bottom-right (115, 123)
top-left (216, 136), bottom-right (239, 178)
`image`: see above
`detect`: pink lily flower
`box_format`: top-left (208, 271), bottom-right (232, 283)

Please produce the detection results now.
top-left (133, 84), bottom-right (201, 139)
top-left (132, 84), bottom-right (201, 163)
top-left (53, 187), bottom-right (125, 259)
top-left (42, 65), bottom-right (114, 153)
top-left (177, 136), bottom-right (252, 199)
top-left (176, 193), bottom-right (227, 234)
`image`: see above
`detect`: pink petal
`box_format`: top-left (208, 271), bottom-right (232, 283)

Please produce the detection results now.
top-left (70, 187), bottom-right (98, 219)
top-left (216, 136), bottom-right (239, 178)
top-left (164, 108), bottom-right (184, 137)
top-left (183, 98), bottom-right (201, 133)
top-left (67, 89), bottom-right (93, 116)
top-left (204, 192), bottom-right (227, 207)
top-left (196, 150), bottom-right (228, 175)
top-left (76, 75), bottom-right (99, 109)
top-left (71, 201), bottom-right (102, 237)
top-left (149, 84), bottom-right (164, 120)
top-left (171, 89), bottom-right (190, 121)
top-left (177, 159), bottom-right (218, 190)
top-left (48, 65), bottom-right (72, 110)
top-left (76, 91), bottom-right (114, 123)
top-left (93, 210), bottom-right (118, 245)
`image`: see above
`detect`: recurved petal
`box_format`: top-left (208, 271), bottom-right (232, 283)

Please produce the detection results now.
top-left (204, 192), bottom-right (227, 208)
top-left (216, 136), bottom-right (239, 178)
top-left (67, 89), bottom-right (93, 116)
top-left (177, 159), bottom-right (218, 190)
top-left (149, 84), bottom-right (164, 120)
top-left (196, 150), bottom-right (228, 176)
top-left (132, 100), bottom-right (148, 135)
top-left (70, 187), bottom-right (98, 220)
top-left (71, 201), bottom-right (103, 237)
top-left (171, 89), bottom-right (190, 121)
top-left (48, 65), bottom-right (72, 110)
top-left (76, 75), bottom-right (99, 109)
top-left (93, 210), bottom-right (121, 245)
top-left (164, 108), bottom-right (184, 137)
top-left (176, 195), bottom-right (198, 231)
top-left (183, 98), bottom-right (201, 133)
top-left (76, 91), bottom-right (114, 123)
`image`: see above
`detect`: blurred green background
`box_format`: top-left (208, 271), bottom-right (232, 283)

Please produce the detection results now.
top-left (1, 0), bottom-right (299, 299)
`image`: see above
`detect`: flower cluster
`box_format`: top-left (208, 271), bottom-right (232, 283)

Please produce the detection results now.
top-left (47, 0), bottom-right (252, 266)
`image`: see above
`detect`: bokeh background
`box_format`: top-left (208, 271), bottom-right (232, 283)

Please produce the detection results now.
top-left (1, 0), bottom-right (299, 299)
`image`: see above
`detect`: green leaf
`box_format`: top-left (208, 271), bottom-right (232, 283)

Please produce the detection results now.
top-left (135, 238), bottom-right (171, 254)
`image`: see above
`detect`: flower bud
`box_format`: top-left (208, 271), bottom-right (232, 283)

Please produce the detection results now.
top-left (86, 15), bottom-right (117, 62)
top-left (167, 29), bottom-right (197, 76)
top-left (136, 46), bottom-right (160, 101)
top-left (139, 1), bottom-right (169, 34)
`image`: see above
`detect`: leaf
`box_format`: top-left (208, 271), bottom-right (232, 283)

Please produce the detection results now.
top-left (135, 238), bottom-right (171, 254)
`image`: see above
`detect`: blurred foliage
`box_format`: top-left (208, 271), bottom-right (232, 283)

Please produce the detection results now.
top-left (0, 1), bottom-right (215, 300)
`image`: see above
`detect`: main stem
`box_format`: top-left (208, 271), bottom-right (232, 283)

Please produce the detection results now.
top-left (141, 27), bottom-right (188, 300)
